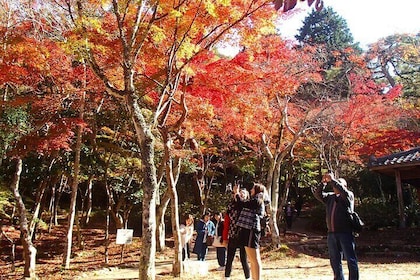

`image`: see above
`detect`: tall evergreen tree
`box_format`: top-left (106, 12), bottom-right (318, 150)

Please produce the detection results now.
top-left (295, 6), bottom-right (357, 69)
top-left (296, 6), bottom-right (354, 48)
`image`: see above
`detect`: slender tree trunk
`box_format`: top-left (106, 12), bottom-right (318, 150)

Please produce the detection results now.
top-left (279, 179), bottom-right (291, 224)
top-left (262, 135), bottom-right (282, 247)
top-left (161, 133), bottom-right (183, 276)
top-left (168, 171), bottom-right (182, 276)
top-left (47, 173), bottom-right (61, 232)
top-left (103, 153), bottom-right (113, 265)
top-left (125, 94), bottom-right (158, 280)
top-left (29, 180), bottom-right (47, 241)
top-left (48, 181), bottom-right (56, 232)
top-left (10, 158), bottom-right (37, 279)
top-left (156, 188), bottom-right (171, 252)
top-left (63, 122), bottom-right (83, 269)
top-left (50, 174), bottom-right (67, 228)
top-left (268, 158), bottom-right (282, 246)
top-left (75, 211), bottom-right (83, 249)
top-left (63, 61), bottom-right (86, 269)
top-left (105, 180), bottom-right (112, 264)
top-left (81, 175), bottom-right (94, 225)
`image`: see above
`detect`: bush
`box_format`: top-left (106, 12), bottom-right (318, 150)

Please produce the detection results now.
top-left (0, 184), bottom-right (13, 221)
top-left (306, 198), bottom-right (413, 232)
top-left (357, 199), bottom-right (399, 230)
top-left (307, 204), bottom-right (327, 233)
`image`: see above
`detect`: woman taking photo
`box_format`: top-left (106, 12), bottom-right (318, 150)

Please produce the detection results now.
top-left (223, 185), bottom-right (251, 280)
top-left (235, 183), bottom-right (269, 280)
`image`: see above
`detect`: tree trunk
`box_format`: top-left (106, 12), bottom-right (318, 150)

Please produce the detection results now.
top-left (262, 134), bottom-right (282, 247)
top-left (10, 158), bottom-right (37, 279)
top-left (29, 179), bottom-right (48, 241)
top-left (125, 95), bottom-right (158, 280)
top-left (47, 173), bottom-right (61, 232)
top-left (81, 175), bottom-right (94, 225)
top-left (268, 158), bottom-right (282, 246)
top-left (162, 133), bottom-right (183, 276)
top-left (168, 170), bottom-right (182, 276)
top-left (156, 188), bottom-right (171, 252)
top-left (63, 62), bottom-right (86, 269)
top-left (105, 180), bottom-right (111, 264)
top-left (279, 179), bottom-right (291, 224)
top-left (50, 174), bottom-right (67, 229)
top-left (63, 122), bottom-right (83, 269)
top-left (104, 154), bottom-right (113, 265)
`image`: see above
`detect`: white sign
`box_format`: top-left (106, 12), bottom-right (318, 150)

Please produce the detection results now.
top-left (116, 229), bottom-right (133, 245)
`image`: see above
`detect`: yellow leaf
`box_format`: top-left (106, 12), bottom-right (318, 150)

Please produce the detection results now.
top-left (217, 0), bottom-right (231, 7)
top-left (170, 9), bottom-right (183, 18)
top-left (150, 25), bottom-right (166, 44)
top-left (204, 0), bottom-right (217, 17)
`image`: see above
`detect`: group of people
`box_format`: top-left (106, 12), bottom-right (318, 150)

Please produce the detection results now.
top-left (180, 181), bottom-right (269, 280)
top-left (179, 172), bottom-right (359, 280)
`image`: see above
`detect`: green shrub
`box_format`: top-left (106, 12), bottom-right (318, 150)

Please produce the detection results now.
top-left (357, 199), bottom-right (399, 230)
top-left (0, 184), bottom-right (13, 220)
top-left (307, 204), bottom-right (327, 233)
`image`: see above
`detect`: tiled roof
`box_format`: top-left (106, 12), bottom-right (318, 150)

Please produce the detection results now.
top-left (368, 147), bottom-right (420, 187)
top-left (369, 147), bottom-right (420, 168)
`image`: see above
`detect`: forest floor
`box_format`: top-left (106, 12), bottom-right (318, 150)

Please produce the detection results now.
top-left (1, 211), bottom-right (420, 280)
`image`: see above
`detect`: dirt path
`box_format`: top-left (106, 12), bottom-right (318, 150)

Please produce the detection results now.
top-left (75, 215), bottom-right (420, 280)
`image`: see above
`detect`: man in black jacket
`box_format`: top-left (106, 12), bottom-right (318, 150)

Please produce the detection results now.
top-left (313, 172), bottom-right (359, 280)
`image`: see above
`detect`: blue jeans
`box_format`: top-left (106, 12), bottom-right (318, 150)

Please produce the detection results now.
top-left (327, 232), bottom-right (359, 280)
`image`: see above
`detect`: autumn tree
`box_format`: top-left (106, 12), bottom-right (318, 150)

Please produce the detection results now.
top-left (0, 3), bottom-right (96, 277)
top-left (49, 0), bottom-right (288, 278)
top-left (298, 45), bottom-right (420, 183)
top-left (0, 1), bottom-right (125, 277)
top-left (187, 34), bottom-right (323, 246)
top-left (366, 33), bottom-right (420, 100)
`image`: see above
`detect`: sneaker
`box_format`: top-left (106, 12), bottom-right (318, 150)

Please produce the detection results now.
top-left (217, 266), bottom-right (225, 271)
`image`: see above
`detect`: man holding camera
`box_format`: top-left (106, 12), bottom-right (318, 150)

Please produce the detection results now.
top-left (313, 172), bottom-right (359, 280)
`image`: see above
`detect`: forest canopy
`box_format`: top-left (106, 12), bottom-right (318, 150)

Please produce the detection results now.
top-left (0, 1), bottom-right (419, 279)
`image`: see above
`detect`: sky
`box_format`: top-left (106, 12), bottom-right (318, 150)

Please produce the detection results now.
top-left (278, 0), bottom-right (420, 49)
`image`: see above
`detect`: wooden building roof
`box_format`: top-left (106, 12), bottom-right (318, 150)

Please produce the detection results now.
top-left (368, 146), bottom-right (420, 187)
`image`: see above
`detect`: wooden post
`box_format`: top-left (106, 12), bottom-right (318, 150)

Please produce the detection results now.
top-left (395, 169), bottom-right (406, 228)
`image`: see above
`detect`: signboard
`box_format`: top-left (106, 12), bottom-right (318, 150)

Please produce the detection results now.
top-left (116, 229), bottom-right (133, 245)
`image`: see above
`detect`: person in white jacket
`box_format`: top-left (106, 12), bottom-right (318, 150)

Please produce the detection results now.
top-left (180, 214), bottom-right (194, 261)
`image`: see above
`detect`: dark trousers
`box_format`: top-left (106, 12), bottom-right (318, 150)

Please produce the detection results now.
top-left (224, 239), bottom-right (250, 278)
top-left (197, 243), bottom-right (208, 261)
top-left (286, 216), bottom-right (293, 229)
top-left (182, 243), bottom-right (190, 261)
top-left (216, 247), bottom-right (226, 267)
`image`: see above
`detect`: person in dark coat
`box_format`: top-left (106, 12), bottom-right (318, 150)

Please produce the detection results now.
top-left (212, 212), bottom-right (226, 270)
top-left (284, 201), bottom-right (294, 229)
top-left (313, 172), bottom-right (359, 280)
top-left (222, 186), bottom-right (251, 280)
top-left (235, 183), bottom-right (269, 280)
top-left (192, 212), bottom-right (215, 261)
